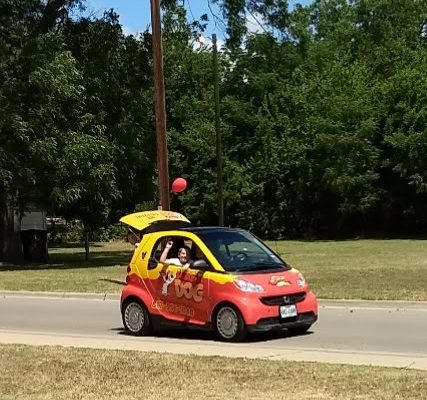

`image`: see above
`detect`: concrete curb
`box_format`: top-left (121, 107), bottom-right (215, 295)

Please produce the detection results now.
top-left (0, 330), bottom-right (426, 371)
top-left (0, 291), bottom-right (120, 301)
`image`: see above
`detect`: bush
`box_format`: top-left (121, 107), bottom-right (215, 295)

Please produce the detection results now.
top-left (48, 220), bottom-right (83, 244)
top-left (92, 223), bottom-right (127, 242)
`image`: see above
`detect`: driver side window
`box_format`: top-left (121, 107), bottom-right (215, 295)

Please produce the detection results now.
top-left (150, 236), bottom-right (213, 271)
top-left (151, 238), bottom-right (166, 262)
top-left (149, 237), bottom-right (178, 269)
top-left (151, 236), bottom-right (184, 261)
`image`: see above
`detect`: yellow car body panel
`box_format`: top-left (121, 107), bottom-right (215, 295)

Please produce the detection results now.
top-left (119, 210), bottom-right (190, 232)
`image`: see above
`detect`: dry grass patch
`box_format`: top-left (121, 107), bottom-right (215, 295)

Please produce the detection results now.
top-left (0, 344), bottom-right (426, 400)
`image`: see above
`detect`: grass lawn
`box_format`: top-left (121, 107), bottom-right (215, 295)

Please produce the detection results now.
top-left (269, 239), bottom-right (427, 301)
top-left (0, 344), bottom-right (426, 400)
top-left (0, 240), bottom-right (426, 301)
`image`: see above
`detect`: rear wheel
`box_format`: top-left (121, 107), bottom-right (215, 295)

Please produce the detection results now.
top-left (122, 300), bottom-right (151, 336)
top-left (215, 305), bottom-right (247, 342)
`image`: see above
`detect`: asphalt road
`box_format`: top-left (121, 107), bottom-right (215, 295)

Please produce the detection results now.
top-left (0, 293), bottom-right (426, 370)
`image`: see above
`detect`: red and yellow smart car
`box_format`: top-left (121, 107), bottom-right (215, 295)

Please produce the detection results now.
top-left (120, 210), bottom-right (318, 341)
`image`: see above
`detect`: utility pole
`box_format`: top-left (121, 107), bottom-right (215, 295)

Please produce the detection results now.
top-left (150, 0), bottom-right (170, 210)
top-left (212, 34), bottom-right (224, 226)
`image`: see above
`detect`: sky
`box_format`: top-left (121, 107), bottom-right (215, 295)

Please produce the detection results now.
top-left (81, 0), bottom-right (313, 37)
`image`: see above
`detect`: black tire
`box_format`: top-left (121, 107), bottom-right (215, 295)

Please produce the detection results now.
top-left (288, 324), bottom-right (311, 336)
top-left (122, 299), bottom-right (151, 336)
top-left (215, 305), bottom-right (247, 342)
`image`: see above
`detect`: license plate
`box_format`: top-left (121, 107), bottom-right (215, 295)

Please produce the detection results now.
top-left (280, 304), bottom-right (297, 318)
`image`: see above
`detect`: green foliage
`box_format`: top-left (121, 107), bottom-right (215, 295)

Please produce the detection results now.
top-left (51, 133), bottom-right (119, 228)
top-left (186, 0), bottom-right (426, 237)
top-left (0, 1), bottom-right (154, 260)
top-left (2, 0), bottom-right (427, 259)
top-left (382, 62), bottom-right (427, 193)
top-left (58, 220), bottom-right (84, 243)
top-left (63, 11), bottom-right (156, 218)
top-left (92, 223), bottom-right (127, 242)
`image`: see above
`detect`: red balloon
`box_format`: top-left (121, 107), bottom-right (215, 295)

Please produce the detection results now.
top-left (171, 177), bottom-right (188, 193)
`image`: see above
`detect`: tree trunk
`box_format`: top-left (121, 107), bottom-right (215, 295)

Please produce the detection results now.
top-left (0, 192), bottom-right (23, 264)
top-left (84, 228), bottom-right (90, 261)
top-left (51, 218), bottom-right (56, 243)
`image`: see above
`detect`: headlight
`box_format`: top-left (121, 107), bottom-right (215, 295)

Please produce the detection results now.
top-left (297, 273), bottom-right (306, 288)
top-left (233, 279), bottom-right (265, 293)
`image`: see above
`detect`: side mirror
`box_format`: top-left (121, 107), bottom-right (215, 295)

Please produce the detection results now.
top-left (191, 259), bottom-right (209, 270)
top-left (148, 258), bottom-right (158, 270)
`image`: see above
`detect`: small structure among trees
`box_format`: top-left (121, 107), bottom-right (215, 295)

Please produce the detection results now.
top-left (21, 209), bottom-right (48, 263)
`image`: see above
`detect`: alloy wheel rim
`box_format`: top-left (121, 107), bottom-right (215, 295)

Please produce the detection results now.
top-left (217, 307), bottom-right (238, 339)
top-left (125, 303), bottom-right (145, 332)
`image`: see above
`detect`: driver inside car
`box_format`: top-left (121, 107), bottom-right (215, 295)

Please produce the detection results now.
top-left (160, 240), bottom-right (192, 270)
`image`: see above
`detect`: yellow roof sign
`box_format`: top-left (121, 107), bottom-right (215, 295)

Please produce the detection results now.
top-left (119, 210), bottom-right (191, 232)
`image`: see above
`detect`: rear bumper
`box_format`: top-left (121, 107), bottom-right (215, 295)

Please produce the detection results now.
top-left (247, 311), bottom-right (317, 333)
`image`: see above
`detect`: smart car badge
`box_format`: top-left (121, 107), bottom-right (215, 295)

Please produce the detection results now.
top-left (269, 276), bottom-right (291, 287)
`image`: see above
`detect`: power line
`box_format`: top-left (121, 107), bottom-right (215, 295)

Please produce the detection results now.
top-left (207, 0), bottom-right (228, 35)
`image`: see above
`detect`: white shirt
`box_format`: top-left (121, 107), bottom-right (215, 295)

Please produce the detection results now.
top-left (166, 257), bottom-right (183, 265)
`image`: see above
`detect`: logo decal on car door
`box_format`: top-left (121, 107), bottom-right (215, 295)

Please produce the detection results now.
top-left (161, 270), bottom-right (177, 296)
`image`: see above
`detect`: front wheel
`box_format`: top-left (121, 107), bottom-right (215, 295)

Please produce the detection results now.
top-left (122, 300), bottom-right (151, 336)
top-left (215, 305), bottom-right (247, 342)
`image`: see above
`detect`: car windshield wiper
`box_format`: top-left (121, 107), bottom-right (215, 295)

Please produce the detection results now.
top-left (232, 263), bottom-right (285, 272)
top-left (253, 262), bottom-right (286, 268)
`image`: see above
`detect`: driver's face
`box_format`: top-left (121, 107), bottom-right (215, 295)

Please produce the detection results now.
top-left (178, 248), bottom-right (189, 263)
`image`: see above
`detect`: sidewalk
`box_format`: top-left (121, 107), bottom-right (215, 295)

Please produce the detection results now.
top-left (1, 329), bottom-right (426, 370)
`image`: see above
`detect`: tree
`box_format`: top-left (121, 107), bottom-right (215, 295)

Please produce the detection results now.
top-left (52, 132), bottom-right (118, 259)
top-left (63, 11), bottom-right (157, 219)
top-left (0, 0), bottom-right (83, 262)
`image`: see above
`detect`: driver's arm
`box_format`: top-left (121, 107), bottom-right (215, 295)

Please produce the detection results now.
top-left (160, 241), bottom-right (173, 265)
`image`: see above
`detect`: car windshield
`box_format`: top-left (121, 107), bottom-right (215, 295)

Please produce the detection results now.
top-left (197, 229), bottom-right (289, 273)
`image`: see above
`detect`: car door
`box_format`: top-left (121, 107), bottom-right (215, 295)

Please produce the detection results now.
top-left (172, 260), bottom-right (211, 325)
top-left (146, 233), bottom-right (210, 325)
